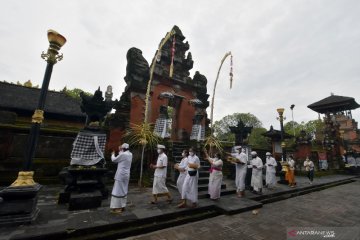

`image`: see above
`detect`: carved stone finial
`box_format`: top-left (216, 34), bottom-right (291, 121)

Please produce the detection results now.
top-left (124, 47), bottom-right (150, 90)
top-left (80, 88), bottom-right (116, 128)
top-left (105, 85), bottom-right (113, 101)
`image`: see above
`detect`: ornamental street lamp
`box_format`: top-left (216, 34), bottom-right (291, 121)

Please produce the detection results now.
top-left (290, 104), bottom-right (295, 136)
top-left (276, 108), bottom-right (286, 161)
top-left (12, 30), bottom-right (66, 187)
top-left (0, 29), bottom-right (66, 225)
top-left (277, 108), bottom-right (289, 184)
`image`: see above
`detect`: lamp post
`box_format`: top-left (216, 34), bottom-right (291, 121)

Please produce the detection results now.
top-left (11, 30), bottom-right (66, 187)
top-left (290, 104), bottom-right (295, 136)
top-left (277, 108), bottom-right (289, 184)
top-left (277, 108), bottom-right (286, 161)
top-left (0, 29), bottom-right (66, 226)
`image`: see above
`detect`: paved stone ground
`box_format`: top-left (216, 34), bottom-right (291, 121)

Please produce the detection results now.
top-left (128, 179), bottom-right (360, 240)
top-left (0, 174), bottom-right (356, 240)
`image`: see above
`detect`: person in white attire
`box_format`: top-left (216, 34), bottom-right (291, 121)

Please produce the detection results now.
top-left (265, 152), bottom-right (277, 190)
top-left (174, 149), bottom-right (189, 196)
top-left (303, 157), bottom-right (315, 184)
top-left (227, 146), bottom-right (247, 197)
top-left (150, 144), bottom-right (172, 204)
top-left (110, 143), bottom-right (133, 213)
top-left (204, 150), bottom-right (223, 200)
top-left (178, 148), bottom-right (200, 208)
top-left (250, 151), bottom-right (263, 194)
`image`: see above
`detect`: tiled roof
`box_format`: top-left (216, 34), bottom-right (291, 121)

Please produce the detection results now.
top-left (0, 82), bottom-right (85, 118)
top-left (308, 95), bottom-right (360, 113)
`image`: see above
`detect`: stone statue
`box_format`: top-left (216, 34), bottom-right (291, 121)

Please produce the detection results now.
top-left (105, 85), bottom-right (113, 101)
top-left (80, 87), bottom-right (115, 127)
top-left (193, 71), bottom-right (207, 93)
top-left (124, 47), bottom-right (150, 89)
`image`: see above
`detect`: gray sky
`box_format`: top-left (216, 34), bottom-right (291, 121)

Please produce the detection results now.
top-left (1, 0), bottom-right (360, 129)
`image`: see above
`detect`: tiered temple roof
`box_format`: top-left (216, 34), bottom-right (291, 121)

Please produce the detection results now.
top-left (307, 94), bottom-right (360, 114)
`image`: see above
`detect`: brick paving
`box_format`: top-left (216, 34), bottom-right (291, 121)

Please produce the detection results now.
top-left (128, 179), bottom-right (360, 240)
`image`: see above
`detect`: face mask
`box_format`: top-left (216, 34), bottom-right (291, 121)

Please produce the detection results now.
top-left (189, 152), bottom-right (194, 156)
top-left (157, 149), bottom-right (161, 154)
top-left (182, 153), bottom-right (185, 157)
top-left (235, 150), bottom-right (240, 153)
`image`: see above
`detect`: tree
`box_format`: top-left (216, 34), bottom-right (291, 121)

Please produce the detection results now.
top-left (284, 121), bottom-right (303, 137)
top-left (284, 119), bottom-right (324, 138)
top-left (303, 119), bottom-right (324, 139)
top-left (248, 127), bottom-right (270, 149)
top-left (61, 86), bottom-right (92, 101)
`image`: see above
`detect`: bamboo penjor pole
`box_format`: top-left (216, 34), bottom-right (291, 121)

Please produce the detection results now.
top-left (137, 28), bottom-right (176, 187)
top-left (210, 51), bottom-right (232, 136)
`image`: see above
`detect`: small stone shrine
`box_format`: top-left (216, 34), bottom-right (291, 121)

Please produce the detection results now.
top-left (58, 87), bottom-right (116, 210)
top-left (229, 120), bottom-right (253, 146)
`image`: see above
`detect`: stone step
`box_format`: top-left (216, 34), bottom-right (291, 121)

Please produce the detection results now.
top-left (198, 188), bottom-right (236, 199)
top-left (168, 182), bottom-right (228, 194)
top-left (198, 177), bottom-right (210, 185)
top-left (199, 171), bottom-right (209, 178)
top-left (76, 180), bottom-right (98, 186)
top-left (198, 183), bottom-right (226, 192)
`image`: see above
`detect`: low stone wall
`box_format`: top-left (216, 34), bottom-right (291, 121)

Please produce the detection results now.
top-left (0, 125), bottom-right (78, 185)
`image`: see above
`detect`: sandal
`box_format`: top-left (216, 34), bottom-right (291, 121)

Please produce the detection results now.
top-left (110, 208), bottom-right (123, 214)
top-left (177, 202), bottom-right (186, 208)
top-left (190, 203), bottom-right (198, 208)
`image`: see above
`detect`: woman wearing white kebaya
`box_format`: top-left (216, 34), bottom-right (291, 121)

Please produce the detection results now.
top-left (265, 152), bottom-right (277, 189)
top-left (204, 150), bottom-right (223, 200)
top-left (178, 148), bottom-right (200, 208)
top-left (174, 150), bottom-right (189, 196)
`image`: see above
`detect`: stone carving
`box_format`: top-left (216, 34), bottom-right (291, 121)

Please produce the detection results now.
top-left (193, 71), bottom-right (207, 93)
top-left (80, 87), bottom-right (115, 128)
top-left (229, 120), bottom-right (253, 146)
top-left (105, 85), bottom-right (113, 101)
top-left (124, 47), bottom-right (150, 90)
top-left (153, 25), bottom-right (193, 83)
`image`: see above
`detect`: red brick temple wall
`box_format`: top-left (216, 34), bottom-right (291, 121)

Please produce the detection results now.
top-left (294, 145), bottom-right (312, 160)
top-left (149, 81), bottom-right (197, 141)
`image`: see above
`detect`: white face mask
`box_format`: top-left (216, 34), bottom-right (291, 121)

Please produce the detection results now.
top-left (189, 152), bottom-right (194, 156)
top-left (157, 149), bottom-right (162, 154)
top-left (235, 150), bottom-right (240, 153)
top-left (181, 153), bottom-right (185, 157)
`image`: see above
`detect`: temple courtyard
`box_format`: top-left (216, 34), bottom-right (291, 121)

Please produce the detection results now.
top-left (0, 174), bottom-right (358, 240)
top-left (129, 177), bottom-right (360, 240)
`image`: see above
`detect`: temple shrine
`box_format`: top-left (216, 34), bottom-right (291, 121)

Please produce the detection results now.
top-left (308, 94), bottom-right (360, 169)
